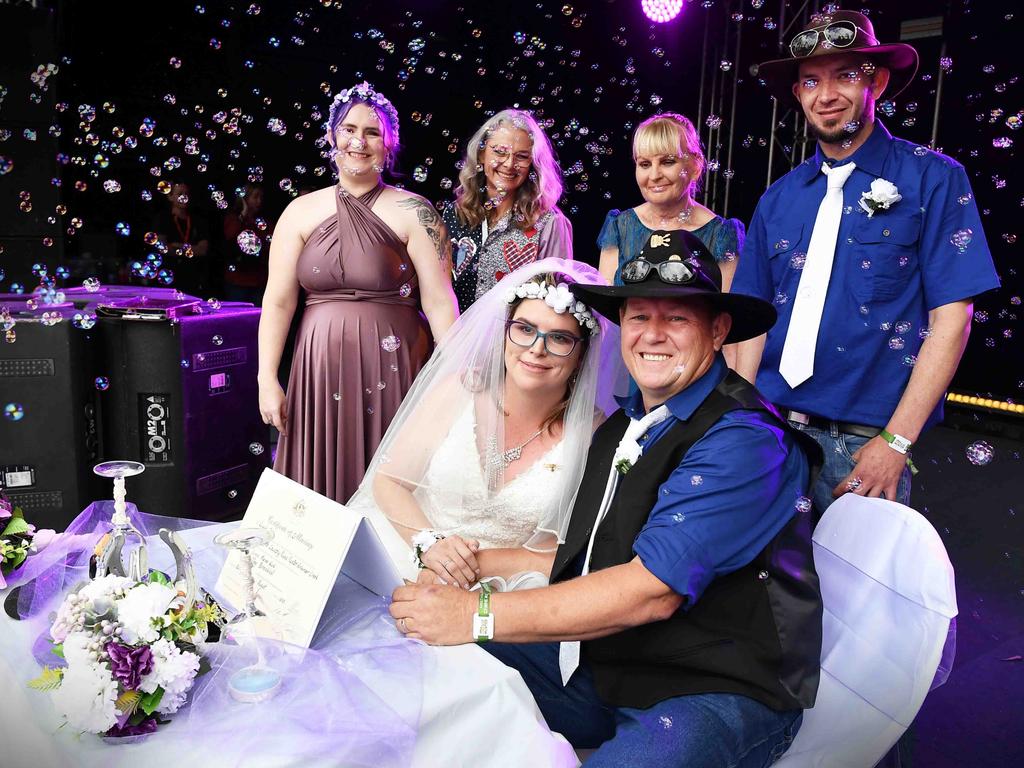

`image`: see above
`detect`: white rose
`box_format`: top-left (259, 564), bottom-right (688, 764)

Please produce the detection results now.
top-left (613, 438), bottom-right (642, 468)
top-left (868, 178), bottom-right (901, 207)
top-left (115, 582), bottom-right (177, 645)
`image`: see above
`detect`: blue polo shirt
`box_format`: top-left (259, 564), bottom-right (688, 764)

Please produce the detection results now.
top-left (623, 356), bottom-right (811, 607)
top-left (732, 121), bottom-right (1000, 429)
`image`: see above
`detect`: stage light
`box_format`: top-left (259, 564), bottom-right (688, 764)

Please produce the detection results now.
top-left (946, 392), bottom-right (1024, 415)
top-left (642, 0), bottom-right (684, 24)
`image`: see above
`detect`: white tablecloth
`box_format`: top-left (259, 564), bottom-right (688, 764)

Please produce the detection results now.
top-left (0, 523), bottom-right (577, 768)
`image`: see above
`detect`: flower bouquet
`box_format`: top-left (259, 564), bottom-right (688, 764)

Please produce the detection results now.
top-left (1, 495), bottom-right (56, 589)
top-left (29, 571), bottom-right (223, 737)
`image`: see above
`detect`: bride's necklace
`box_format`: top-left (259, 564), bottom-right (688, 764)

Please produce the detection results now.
top-left (485, 425), bottom-right (545, 471)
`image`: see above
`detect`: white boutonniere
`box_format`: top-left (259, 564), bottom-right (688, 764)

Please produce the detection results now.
top-left (613, 436), bottom-right (643, 475)
top-left (859, 178), bottom-right (902, 217)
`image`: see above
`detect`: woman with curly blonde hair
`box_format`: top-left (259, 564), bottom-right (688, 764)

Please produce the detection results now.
top-left (442, 109), bottom-right (573, 312)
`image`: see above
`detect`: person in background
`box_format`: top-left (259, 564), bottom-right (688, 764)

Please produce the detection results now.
top-left (442, 109), bottom-right (573, 313)
top-left (258, 82), bottom-right (457, 504)
top-left (598, 113), bottom-right (745, 291)
top-left (223, 183), bottom-right (273, 305)
top-left (152, 180), bottom-right (210, 296)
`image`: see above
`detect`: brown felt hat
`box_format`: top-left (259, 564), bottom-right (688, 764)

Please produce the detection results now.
top-left (755, 10), bottom-right (919, 102)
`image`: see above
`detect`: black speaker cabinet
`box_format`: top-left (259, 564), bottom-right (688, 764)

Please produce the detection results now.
top-left (97, 302), bottom-right (269, 522)
top-left (0, 304), bottom-right (104, 529)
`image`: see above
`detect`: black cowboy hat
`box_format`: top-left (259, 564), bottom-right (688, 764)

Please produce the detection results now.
top-left (756, 10), bottom-right (919, 102)
top-left (571, 229), bottom-right (776, 345)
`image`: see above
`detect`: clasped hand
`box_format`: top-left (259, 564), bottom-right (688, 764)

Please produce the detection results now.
top-left (419, 534), bottom-right (481, 589)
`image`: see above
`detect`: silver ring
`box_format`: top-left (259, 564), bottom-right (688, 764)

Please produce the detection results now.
top-left (847, 476), bottom-right (863, 491)
top-left (399, 618), bottom-right (407, 633)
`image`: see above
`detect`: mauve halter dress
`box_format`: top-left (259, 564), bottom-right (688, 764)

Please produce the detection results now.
top-left (273, 184), bottom-right (432, 504)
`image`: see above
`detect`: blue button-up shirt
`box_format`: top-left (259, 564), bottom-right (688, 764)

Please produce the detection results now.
top-left (732, 121), bottom-right (1000, 429)
top-left (621, 356), bottom-right (810, 606)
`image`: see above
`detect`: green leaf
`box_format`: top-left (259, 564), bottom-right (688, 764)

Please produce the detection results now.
top-left (51, 643), bottom-right (65, 659)
top-left (28, 667), bottom-right (64, 691)
top-left (147, 570), bottom-right (171, 586)
top-left (139, 687), bottom-right (164, 716)
top-left (10, 549), bottom-right (27, 569)
top-left (1, 516), bottom-right (30, 537)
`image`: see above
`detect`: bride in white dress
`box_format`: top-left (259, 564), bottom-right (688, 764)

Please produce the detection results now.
top-left (348, 258), bottom-right (620, 588)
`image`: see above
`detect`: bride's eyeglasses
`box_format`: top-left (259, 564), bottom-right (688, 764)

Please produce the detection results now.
top-left (506, 320), bottom-right (582, 357)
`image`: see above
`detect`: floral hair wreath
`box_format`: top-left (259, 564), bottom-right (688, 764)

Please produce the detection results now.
top-left (326, 81), bottom-right (401, 145)
top-left (506, 280), bottom-right (599, 335)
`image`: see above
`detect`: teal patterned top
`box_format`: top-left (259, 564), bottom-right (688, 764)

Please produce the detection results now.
top-left (598, 208), bottom-right (745, 285)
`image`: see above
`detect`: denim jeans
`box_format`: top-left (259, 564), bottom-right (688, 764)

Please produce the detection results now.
top-left (788, 422), bottom-right (912, 514)
top-left (485, 641), bottom-right (802, 767)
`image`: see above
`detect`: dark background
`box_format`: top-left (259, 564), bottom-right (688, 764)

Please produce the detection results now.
top-left (0, 0), bottom-right (1020, 396)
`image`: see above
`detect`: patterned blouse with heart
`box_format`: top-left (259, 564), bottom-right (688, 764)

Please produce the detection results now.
top-left (441, 203), bottom-right (574, 313)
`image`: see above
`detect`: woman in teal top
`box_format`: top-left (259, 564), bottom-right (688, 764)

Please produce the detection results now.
top-left (598, 112), bottom-right (745, 290)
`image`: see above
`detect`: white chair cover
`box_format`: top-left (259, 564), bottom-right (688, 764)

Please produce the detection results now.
top-left (776, 495), bottom-right (958, 767)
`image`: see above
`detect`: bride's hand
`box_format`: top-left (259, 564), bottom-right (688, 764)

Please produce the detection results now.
top-left (421, 535), bottom-right (480, 589)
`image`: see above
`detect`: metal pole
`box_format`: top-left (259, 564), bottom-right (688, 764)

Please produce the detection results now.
top-left (703, 44), bottom-right (719, 208)
top-left (697, 10), bottom-right (710, 134)
top-left (930, 39), bottom-right (947, 149)
top-left (723, 9), bottom-right (743, 217)
top-left (766, 98), bottom-right (778, 190)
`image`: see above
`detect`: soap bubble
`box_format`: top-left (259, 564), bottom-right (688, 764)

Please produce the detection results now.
top-left (3, 403), bottom-right (25, 421)
top-left (950, 228), bottom-right (973, 252)
top-left (965, 440), bottom-right (994, 466)
top-left (249, 442), bottom-right (265, 455)
top-left (94, 376), bottom-right (110, 391)
top-left (236, 230), bottom-right (262, 256)
top-left (381, 335), bottom-right (401, 353)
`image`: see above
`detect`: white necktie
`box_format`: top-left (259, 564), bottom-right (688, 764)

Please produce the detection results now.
top-left (558, 404), bottom-right (671, 686)
top-left (778, 161), bottom-right (857, 388)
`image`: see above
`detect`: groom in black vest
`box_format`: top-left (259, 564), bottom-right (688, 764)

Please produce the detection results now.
top-left (392, 230), bottom-right (824, 766)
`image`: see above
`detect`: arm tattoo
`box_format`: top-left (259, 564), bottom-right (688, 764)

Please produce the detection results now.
top-left (398, 197), bottom-right (451, 268)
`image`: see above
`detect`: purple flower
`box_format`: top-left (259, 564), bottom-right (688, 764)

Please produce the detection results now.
top-left (106, 642), bottom-right (154, 691)
top-left (105, 715), bottom-right (159, 738)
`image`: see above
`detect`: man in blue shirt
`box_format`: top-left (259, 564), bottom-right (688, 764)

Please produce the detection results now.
top-left (734, 10), bottom-right (1000, 513)
top-left (391, 230), bottom-right (824, 766)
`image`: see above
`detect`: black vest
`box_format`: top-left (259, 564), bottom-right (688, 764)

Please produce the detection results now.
top-left (551, 371), bottom-right (823, 711)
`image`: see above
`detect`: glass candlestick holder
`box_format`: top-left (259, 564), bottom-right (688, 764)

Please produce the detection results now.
top-left (92, 461), bottom-right (147, 580)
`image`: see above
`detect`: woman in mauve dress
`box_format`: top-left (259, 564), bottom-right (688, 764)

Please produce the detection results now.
top-left (258, 82), bottom-right (458, 504)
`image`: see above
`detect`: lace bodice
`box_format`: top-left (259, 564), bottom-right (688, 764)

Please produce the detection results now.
top-left (418, 404), bottom-right (566, 549)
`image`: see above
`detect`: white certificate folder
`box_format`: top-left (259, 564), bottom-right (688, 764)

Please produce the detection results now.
top-left (215, 468), bottom-right (403, 648)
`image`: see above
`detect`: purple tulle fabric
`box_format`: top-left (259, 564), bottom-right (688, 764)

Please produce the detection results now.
top-left (3, 501), bottom-right (423, 767)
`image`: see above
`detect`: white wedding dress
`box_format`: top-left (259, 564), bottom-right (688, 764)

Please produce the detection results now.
top-left (362, 403), bottom-right (567, 583)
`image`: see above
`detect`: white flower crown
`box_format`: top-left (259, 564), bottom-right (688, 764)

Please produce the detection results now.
top-left (327, 81), bottom-right (401, 144)
top-left (505, 280), bottom-right (599, 335)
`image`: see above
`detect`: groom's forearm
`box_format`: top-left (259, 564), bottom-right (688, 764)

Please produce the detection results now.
top-left (490, 557), bottom-right (683, 643)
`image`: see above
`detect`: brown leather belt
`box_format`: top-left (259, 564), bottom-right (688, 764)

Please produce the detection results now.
top-left (784, 410), bottom-right (882, 440)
